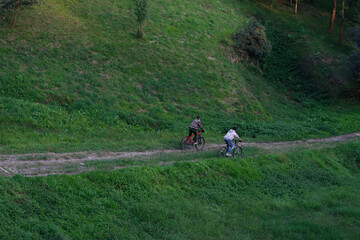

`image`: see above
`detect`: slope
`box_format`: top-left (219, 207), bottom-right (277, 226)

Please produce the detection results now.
top-left (0, 142), bottom-right (360, 239)
top-left (0, 0), bottom-right (359, 153)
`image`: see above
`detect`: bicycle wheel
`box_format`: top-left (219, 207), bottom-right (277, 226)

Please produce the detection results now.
top-left (180, 136), bottom-right (192, 150)
top-left (195, 136), bottom-right (205, 151)
top-left (218, 147), bottom-right (227, 158)
top-left (232, 146), bottom-right (243, 158)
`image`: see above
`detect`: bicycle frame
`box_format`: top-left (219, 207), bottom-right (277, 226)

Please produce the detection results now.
top-left (186, 131), bottom-right (201, 144)
top-left (226, 140), bottom-right (240, 151)
top-left (218, 139), bottom-right (242, 158)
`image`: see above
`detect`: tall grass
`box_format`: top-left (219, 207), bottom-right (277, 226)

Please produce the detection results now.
top-left (0, 142), bottom-right (359, 239)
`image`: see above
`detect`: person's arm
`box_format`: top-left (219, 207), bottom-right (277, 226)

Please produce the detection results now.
top-left (235, 132), bottom-right (242, 141)
top-left (198, 120), bottom-right (204, 132)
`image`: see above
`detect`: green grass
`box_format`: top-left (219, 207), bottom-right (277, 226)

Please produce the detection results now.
top-left (0, 142), bottom-right (359, 239)
top-left (0, 0), bottom-right (360, 153)
top-left (1, 1), bottom-right (360, 238)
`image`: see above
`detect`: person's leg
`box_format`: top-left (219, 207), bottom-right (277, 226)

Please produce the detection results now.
top-left (225, 139), bottom-right (233, 154)
top-left (188, 128), bottom-right (193, 140)
top-left (189, 128), bottom-right (197, 142)
top-left (224, 139), bottom-right (229, 148)
top-left (193, 130), bottom-right (199, 143)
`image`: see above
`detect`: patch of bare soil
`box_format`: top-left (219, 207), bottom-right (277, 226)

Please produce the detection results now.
top-left (1, 132), bottom-right (359, 177)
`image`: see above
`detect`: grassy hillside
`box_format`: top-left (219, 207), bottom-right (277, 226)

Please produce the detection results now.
top-left (1, 0), bottom-right (360, 153)
top-left (1, 142), bottom-right (359, 239)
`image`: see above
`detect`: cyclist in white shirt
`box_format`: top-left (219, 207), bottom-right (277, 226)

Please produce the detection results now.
top-left (224, 127), bottom-right (242, 156)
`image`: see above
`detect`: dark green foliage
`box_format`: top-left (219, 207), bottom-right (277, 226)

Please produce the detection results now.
top-left (0, 0), bottom-right (36, 13)
top-left (346, 0), bottom-right (360, 23)
top-left (0, 0), bottom-right (34, 9)
top-left (349, 18), bottom-right (360, 82)
top-left (261, 23), bottom-right (319, 101)
top-left (350, 19), bottom-right (360, 49)
top-left (134, 0), bottom-right (147, 24)
top-left (233, 18), bottom-right (272, 61)
top-left (134, 0), bottom-right (148, 38)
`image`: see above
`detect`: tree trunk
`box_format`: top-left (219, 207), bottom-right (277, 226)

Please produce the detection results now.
top-left (339, 0), bottom-right (345, 44)
top-left (269, 0), bottom-right (273, 11)
top-left (290, 0), bottom-right (292, 6)
top-left (329, 0), bottom-right (336, 32)
top-left (294, 0), bottom-right (298, 14)
top-left (12, 6), bottom-right (18, 29)
top-left (137, 23), bottom-right (143, 38)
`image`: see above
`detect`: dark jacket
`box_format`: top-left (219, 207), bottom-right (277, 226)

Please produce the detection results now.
top-left (189, 119), bottom-right (203, 131)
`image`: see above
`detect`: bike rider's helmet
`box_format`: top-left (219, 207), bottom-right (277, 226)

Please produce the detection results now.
top-left (197, 115), bottom-right (201, 119)
top-left (232, 126), bottom-right (237, 130)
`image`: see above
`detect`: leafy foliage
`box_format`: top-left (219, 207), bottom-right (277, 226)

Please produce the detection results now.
top-left (134, 0), bottom-right (147, 24)
top-left (0, 0), bottom-right (36, 12)
top-left (349, 17), bottom-right (360, 82)
top-left (233, 18), bottom-right (272, 61)
top-left (134, 0), bottom-right (147, 38)
top-left (346, 0), bottom-right (360, 23)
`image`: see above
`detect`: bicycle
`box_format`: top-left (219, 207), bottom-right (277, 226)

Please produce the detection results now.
top-left (180, 131), bottom-right (205, 150)
top-left (218, 139), bottom-right (243, 158)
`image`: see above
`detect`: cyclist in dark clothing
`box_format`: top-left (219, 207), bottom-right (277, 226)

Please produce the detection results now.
top-left (188, 116), bottom-right (205, 144)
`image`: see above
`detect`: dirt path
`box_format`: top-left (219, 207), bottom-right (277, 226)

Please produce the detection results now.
top-left (1, 132), bottom-right (359, 177)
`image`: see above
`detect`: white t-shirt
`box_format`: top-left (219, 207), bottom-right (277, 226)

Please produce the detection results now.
top-left (224, 129), bottom-right (239, 140)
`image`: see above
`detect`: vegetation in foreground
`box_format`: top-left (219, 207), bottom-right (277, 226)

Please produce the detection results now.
top-left (0, 142), bottom-right (359, 239)
top-left (1, 0), bottom-right (360, 153)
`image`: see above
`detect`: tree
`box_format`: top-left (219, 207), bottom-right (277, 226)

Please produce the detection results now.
top-left (329, 0), bottom-right (337, 32)
top-left (269, 0), bottom-right (273, 11)
top-left (293, 0), bottom-right (303, 14)
top-left (0, 0), bottom-right (36, 28)
top-left (134, 0), bottom-right (148, 39)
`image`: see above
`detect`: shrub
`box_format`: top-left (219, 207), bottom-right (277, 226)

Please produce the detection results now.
top-left (233, 18), bottom-right (272, 61)
top-left (349, 18), bottom-right (360, 82)
top-left (134, 0), bottom-right (148, 38)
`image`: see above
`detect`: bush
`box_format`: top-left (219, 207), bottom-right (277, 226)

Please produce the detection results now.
top-left (134, 0), bottom-right (148, 38)
top-left (346, 0), bottom-right (360, 23)
top-left (233, 18), bottom-right (272, 61)
top-left (0, 0), bottom-right (36, 10)
top-left (349, 18), bottom-right (360, 82)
